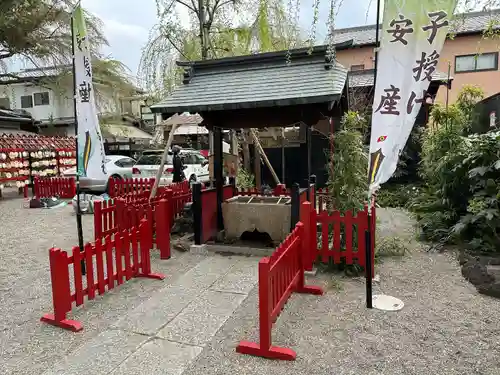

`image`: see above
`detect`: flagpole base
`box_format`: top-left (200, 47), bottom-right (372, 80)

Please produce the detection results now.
top-left (372, 294), bottom-right (404, 311)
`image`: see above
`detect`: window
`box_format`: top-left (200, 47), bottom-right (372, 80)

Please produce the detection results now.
top-left (21, 95), bottom-right (33, 108)
top-left (136, 153), bottom-right (173, 165)
top-left (192, 153), bottom-right (207, 164)
top-left (34, 92), bottom-right (50, 106)
top-left (115, 157), bottom-right (136, 168)
top-left (182, 154), bottom-right (197, 165)
top-left (350, 64), bottom-right (365, 71)
top-left (455, 52), bottom-right (498, 73)
top-left (0, 97), bottom-right (10, 109)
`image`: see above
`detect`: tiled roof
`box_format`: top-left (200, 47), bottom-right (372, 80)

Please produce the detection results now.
top-left (349, 69), bottom-right (452, 88)
top-left (332, 9), bottom-right (500, 46)
top-left (0, 66), bottom-right (69, 83)
top-left (151, 45), bottom-right (349, 114)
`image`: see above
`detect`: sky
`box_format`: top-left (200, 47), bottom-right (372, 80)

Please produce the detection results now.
top-left (81, 0), bottom-right (379, 77)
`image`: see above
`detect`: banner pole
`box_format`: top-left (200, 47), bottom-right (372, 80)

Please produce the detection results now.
top-left (71, 14), bottom-right (86, 275)
top-left (365, 0), bottom-right (382, 309)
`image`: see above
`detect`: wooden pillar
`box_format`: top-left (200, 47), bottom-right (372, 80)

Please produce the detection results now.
top-left (214, 126), bottom-right (224, 231)
top-left (290, 183), bottom-right (300, 231)
top-left (192, 182), bottom-right (202, 245)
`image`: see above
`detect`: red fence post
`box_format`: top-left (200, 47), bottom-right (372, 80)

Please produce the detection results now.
top-left (108, 177), bottom-right (115, 197)
top-left (295, 222), bottom-right (323, 296)
top-left (236, 258), bottom-right (277, 358)
top-left (300, 202), bottom-right (313, 272)
top-left (137, 219), bottom-right (165, 280)
top-left (34, 177), bottom-right (40, 199)
top-left (237, 223), bottom-right (324, 361)
top-left (94, 201), bottom-right (102, 241)
top-left (165, 188), bottom-right (174, 222)
top-left (40, 248), bottom-right (83, 332)
top-left (156, 199), bottom-right (171, 260)
top-left (69, 177), bottom-right (76, 198)
top-left (371, 203), bottom-right (376, 277)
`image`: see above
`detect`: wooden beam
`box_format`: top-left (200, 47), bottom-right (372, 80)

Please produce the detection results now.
top-left (250, 129), bottom-right (280, 186)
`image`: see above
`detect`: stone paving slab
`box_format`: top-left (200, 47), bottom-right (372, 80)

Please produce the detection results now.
top-left (41, 330), bottom-right (148, 375)
top-left (40, 254), bottom-right (258, 375)
top-left (109, 338), bottom-right (203, 375)
top-left (111, 285), bottom-right (201, 336)
top-left (111, 256), bottom-right (244, 336)
top-left (174, 256), bottom-right (240, 290)
top-left (158, 290), bottom-right (247, 347)
top-left (209, 258), bottom-right (258, 294)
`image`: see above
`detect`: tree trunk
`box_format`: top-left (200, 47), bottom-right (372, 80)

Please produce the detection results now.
top-left (254, 142), bottom-right (262, 190)
top-left (241, 129), bottom-right (251, 171)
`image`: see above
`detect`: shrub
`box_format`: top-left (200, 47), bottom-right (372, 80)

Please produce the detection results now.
top-left (326, 111), bottom-right (368, 212)
top-left (409, 86), bottom-right (500, 252)
top-left (236, 168), bottom-right (255, 189)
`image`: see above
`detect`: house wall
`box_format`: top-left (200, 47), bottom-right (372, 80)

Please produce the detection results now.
top-left (435, 34), bottom-right (500, 103)
top-left (335, 34), bottom-right (500, 104)
top-left (0, 83), bottom-right (73, 121)
top-left (0, 82), bottom-right (121, 122)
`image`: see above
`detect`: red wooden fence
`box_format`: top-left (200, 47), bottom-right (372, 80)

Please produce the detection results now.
top-left (316, 188), bottom-right (329, 212)
top-left (107, 177), bottom-right (155, 198)
top-left (116, 198), bottom-right (171, 260)
top-left (93, 199), bottom-right (116, 238)
top-left (236, 216), bottom-right (323, 361)
top-left (94, 198), bottom-right (171, 259)
top-left (40, 219), bottom-right (164, 332)
top-left (34, 176), bottom-right (76, 199)
top-left (300, 201), bottom-right (375, 276)
top-left (108, 178), bottom-right (190, 199)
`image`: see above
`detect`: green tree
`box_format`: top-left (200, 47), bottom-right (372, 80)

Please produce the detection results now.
top-left (140, 0), bottom-right (305, 97)
top-left (0, 0), bottom-right (105, 70)
top-left (326, 111), bottom-right (368, 212)
top-left (0, 1), bottom-right (136, 107)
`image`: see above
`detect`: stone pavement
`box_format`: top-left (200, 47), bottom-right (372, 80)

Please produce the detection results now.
top-left (41, 255), bottom-right (258, 375)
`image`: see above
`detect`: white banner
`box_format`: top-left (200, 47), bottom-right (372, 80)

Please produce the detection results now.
top-left (73, 5), bottom-right (107, 179)
top-left (368, 0), bottom-right (457, 193)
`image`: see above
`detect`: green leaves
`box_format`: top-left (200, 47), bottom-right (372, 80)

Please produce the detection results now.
top-left (0, 0), bottom-right (107, 67)
top-left (413, 86), bottom-right (500, 252)
top-left (140, 0), bottom-right (305, 97)
top-left (326, 111), bottom-right (367, 213)
top-left (469, 166), bottom-right (488, 178)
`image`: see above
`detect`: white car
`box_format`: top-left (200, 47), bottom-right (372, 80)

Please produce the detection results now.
top-left (63, 154), bottom-right (137, 193)
top-left (133, 149), bottom-right (210, 185)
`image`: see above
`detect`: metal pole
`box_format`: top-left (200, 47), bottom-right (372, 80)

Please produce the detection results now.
top-left (365, 0), bottom-right (382, 309)
top-left (372, 0), bottom-right (382, 92)
top-left (71, 15), bottom-right (86, 275)
top-left (281, 127), bottom-right (285, 184)
top-left (365, 216), bottom-right (373, 309)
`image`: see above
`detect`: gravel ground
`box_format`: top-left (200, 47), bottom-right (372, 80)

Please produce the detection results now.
top-left (0, 191), bottom-right (206, 375)
top-left (183, 208), bottom-right (500, 375)
top-left (3, 192), bottom-right (500, 375)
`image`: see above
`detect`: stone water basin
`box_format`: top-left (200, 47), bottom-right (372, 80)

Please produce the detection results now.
top-left (222, 195), bottom-right (292, 242)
